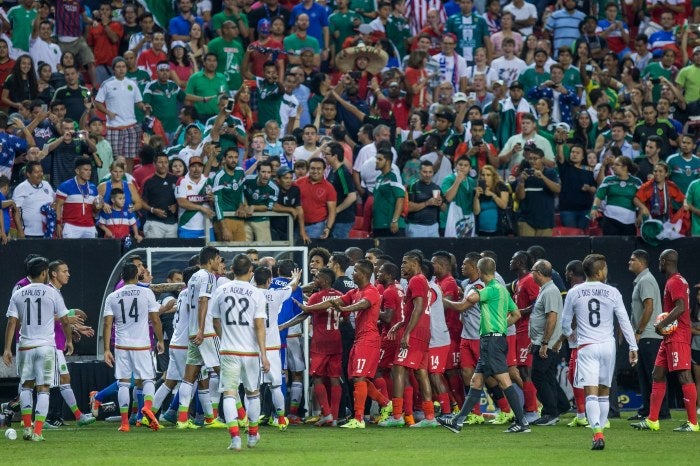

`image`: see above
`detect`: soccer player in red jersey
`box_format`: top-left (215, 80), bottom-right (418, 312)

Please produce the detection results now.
top-left (375, 261), bottom-right (405, 416)
top-left (380, 252), bottom-right (434, 427)
top-left (296, 260), bottom-right (391, 428)
top-left (510, 250), bottom-right (540, 421)
top-left (632, 249), bottom-right (699, 432)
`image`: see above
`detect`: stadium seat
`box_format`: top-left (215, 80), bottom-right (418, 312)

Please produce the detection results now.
top-left (348, 229), bottom-right (370, 238)
top-left (552, 226), bottom-right (585, 236)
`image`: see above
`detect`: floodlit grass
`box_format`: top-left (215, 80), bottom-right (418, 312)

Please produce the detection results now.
top-left (2, 411), bottom-right (700, 465)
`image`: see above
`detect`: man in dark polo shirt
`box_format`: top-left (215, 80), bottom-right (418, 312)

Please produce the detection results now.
top-left (272, 166), bottom-right (308, 243)
top-left (141, 152), bottom-right (178, 238)
top-left (52, 66), bottom-right (90, 123)
top-left (406, 160), bottom-right (443, 237)
top-left (325, 142), bottom-right (356, 239)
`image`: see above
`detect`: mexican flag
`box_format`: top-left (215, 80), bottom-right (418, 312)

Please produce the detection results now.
top-left (137, 0), bottom-right (176, 28)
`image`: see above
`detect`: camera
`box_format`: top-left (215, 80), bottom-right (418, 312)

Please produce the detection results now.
top-left (225, 98), bottom-right (234, 113)
top-left (650, 78), bottom-right (661, 85)
top-left (525, 168), bottom-right (535, 176)
top-left (349, 71), bottom-right (361, 80)
top-left (478, 179), bottom-right (486, 190)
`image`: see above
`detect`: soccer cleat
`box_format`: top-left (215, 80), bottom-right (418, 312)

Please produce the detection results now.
top-left (89, 391), bottom-right (100, 417)
top-left (504, 422), bottom-right (531, 433)
top-left (531, 415), bottom-right (559, 426)
top-left (631, 418), bottom-right (660, 431)
top-left (627, 414), bottom-right (645, 421)
top-left (465, 413), bottom-right (485, 425)
top-left (437, 415), bottom-right (462, 433)
top-left (591, 438), bottom-right (605, 450)
top-left (159, 410), bottom-right (177, 425)
top-left (118, 424), bottom-right (130, 432)
top-left (404, 414), bottom-right (415, 426)
top-left (77, 413), bottom-right (96, 427)
top-left (410, 418), bottom-right (439, 428)
top-left (490, 411), bottom-right (515, 425)
top-left (378, 416), bottom-right (405, 427)
top-left (567, 417), bottom-right (589, 427)
top-left (278, 416), bottom-right (289, 431)
top-left (339, 418), bottom-right (365, 429)
top-left (138, 416), bottom-right (149, 427)
top-left (673, 421), bottom-right (699, 432)
top-left (452, 405), bottom-right (460, 415)
top-left (142, 408), bottom-right (161, 431)
top-left (176, 419), bottom-right (201, 429)
top-left (46, 418), bottom-right (65, 427)
top-left (523, 411), bottom-right (540, 424)
top-left (23, 427), bottom-right (33, 440)
top-left (413, 410), bottom-right (425, 422)
top-left (30, 433), bottom-right (45, 442)
top-left (238, 414), bottom-right (249, 430)
top-left (247, 433), bottom-right (260, 448)
top-left (204, 418), bottom-right (227, 429)
top-left (288, 414), bottom-right (303, 425)
top-left (228, 436), bottom-right (242, 451)
top-left (314, 414), bottom-right (334, 427)
top-left (377, 401), bottom-right (393, 424)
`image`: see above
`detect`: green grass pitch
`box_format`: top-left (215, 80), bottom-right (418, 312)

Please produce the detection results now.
top-left (3, 412), bottom-right (699, 465)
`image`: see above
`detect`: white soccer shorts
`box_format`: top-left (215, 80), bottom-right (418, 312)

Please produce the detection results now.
top-left (51, 349), bottom-right (70, 387)
top-left (18, 346), bottom-right (55, 386)
top-left (286, 336), bottom-right (306, 372)
top-left (575, 340), bottom-right (616, 388)
top-left (220, 354), bottom-right (261, 393)
top-left (166, 346), bottom-right (187, 382)
top-left (114, 348), bottom-right (155, 380)
top-left (185, 336), bottom-right (221, 369)
top-left (263, 349), bottom-right (282, 386)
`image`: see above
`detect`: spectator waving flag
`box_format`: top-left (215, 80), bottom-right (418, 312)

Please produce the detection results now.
top-left (136, 0), bottom-right (175, 28)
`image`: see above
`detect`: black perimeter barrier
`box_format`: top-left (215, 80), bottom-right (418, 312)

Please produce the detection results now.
top-left (2, 236), bottom-right (699, 411)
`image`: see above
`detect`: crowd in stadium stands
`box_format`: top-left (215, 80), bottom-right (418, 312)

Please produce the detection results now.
top-left (1, 0), bottom-right (700, 244)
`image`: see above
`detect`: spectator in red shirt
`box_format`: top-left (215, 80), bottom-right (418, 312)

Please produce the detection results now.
top-left (137, 32), bottom-right (168, 79)
top-left (132, 145), bottom-right (157, 190)
top-left (295, 156), bottom-right (336, 239)
top-left (87, 2), bottom-right (124, 86)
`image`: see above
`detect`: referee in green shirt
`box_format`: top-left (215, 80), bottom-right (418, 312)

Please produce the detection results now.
top-left (438, 257), bottom-right (530, 434)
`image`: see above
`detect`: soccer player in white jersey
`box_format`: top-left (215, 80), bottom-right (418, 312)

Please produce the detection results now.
top-left (47, 260), bottom-right (96, 427)
top-left (103, 263), bottom-right (164, 432)
top-left (424, 260), bottom-right (448, 427)
top-left (177, 246), bottom-right (226, 429)
top-left (561, 254), bottom-right (638, 451)
top-left (211, 254), bottom-right (269, 451)
top-left (153, 266), bottom-right (198, 423)
top-left (254, 265), bottom-right (302, 431)
top-left (3, 257), bottom-right (73, 442)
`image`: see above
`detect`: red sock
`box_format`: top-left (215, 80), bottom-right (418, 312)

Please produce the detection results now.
top-left (143, 399), bottom-right (152, 411)
top-left (496, 396), bottom-right (511, 413)
top-left (448, 374), bottom-right (465, 406)
top-left (437, 392), bottom-right (450, 415)
top-left (573, 387), bottom-right (586, 414)
top-left (353, 381), bottom-right (367, 421)
top-left (403, 386), bottom-right (414, 416)
top-left (373, 376), bottom-right (388, 398)
top-left (392, 397), bottom-right (403, 419)
top-left (313, 383), bottom-right (330, 416)
top-left (237, 406), bottom-right (247, 420)
top-left (383, 373), bottom-right (394, 398)
top-left (212, 407), bottom-right (218, 419)
top-left (523, 381), bottom-right (538, 412)
top-left (249, 425), bottom-right (258, 436)
top-left (649, 381), bottom-right (666, 422)
top-left (682, 383), bottom-right (698, 425)
top-left (367, 380), bottom-right (389, 406)
top-left (228, 425), bottom-right (240, 438)
top-left (177, 410), bottom-right (188, 423)
top-left (34, 420), bottom-right (44, 436)
top-left (472, 402), bottom-right (482, 415)
top-left (330, 384), bottom-right (342, 420)
top-left (422, 400), bottom-right (435, 420)
top-left (72, 408), bottom-right (83, 419)
top-left (122, 412), bottom-right (131, 424)
top-left (22, 414), bottom-right (32, 428)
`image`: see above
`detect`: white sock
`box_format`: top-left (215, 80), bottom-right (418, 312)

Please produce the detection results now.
top-left (598, 396), bottom-right (609, 430)
top-left (59, 384), bottom-right (80, 419)
top-left (586, 395), bottom-right (600, 429)
top-left (35, 391), bottom-right (49, 419)
top-left (142, 379), bottom-right (155, 402)
top-left (246, 394), bottom-right (261, 428)
top-left (271, 385), bottom-right (285, 417)
top-left (198, 388), bottom-right (213, 418)
top-left (153, 384), bottom-right (172, 412)
top-left (178, 381), bottom-right (194, 414)
top-left (223, 395), bottom-right (238, 429)
top-left (208, 373), bottom-right (221, 414)
top-left (20, 387), bottom-right (33, 419)
top-left (118, 382), bottom-right (131, 414)
top-left (291, 382), bottom-right (302, 409)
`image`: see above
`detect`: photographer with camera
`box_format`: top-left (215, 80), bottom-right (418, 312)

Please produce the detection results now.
top-left (44, 118), bottom-right (98, 188)
top-left (515, 146), bottom-right (561, 237)
top-left (497, 113), bottom-right (554, 178)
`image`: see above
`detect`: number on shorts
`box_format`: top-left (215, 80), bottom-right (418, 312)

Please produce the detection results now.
top-left (519, 348), bottom-right (529, 361)
top-left (672, 351), bottom-right (679, 367)
top-left (397, 348), bottom-right (408, 360)
top-left (224, 296), bottom-right (250, 326)
top-left (379, 349), bottom-right (385, 361)
top-left (24, 297), bottom-right (42, 326)
top-left (326, 309), bottom-right (340, 330)
top-left (118, 298), bottom-right (139, 324)
top-left (452, 352), bottom-right (460, 365)
top-left (356, 358), bottom-right (366, 372)
top-left (588, 298), bottom-right (601, 327)
top-left (430, 355), bottom-right (439, 367)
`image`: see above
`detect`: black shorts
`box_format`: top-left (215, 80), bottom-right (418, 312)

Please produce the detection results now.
top-left (475, 335), bottom-right (509, 378)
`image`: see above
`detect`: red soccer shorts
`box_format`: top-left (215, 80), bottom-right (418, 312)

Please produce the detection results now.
top-left (446, 339), bottom-right (461, 370)
top-left (568, 347), bottom-right (578, 387)
top-left (516, 332), bottom-right (532, 367)
top-left (506, 335), bottom-right (517, 367)
top-left (378, 340), bottom-right (397, 370)
top-left (348, 344), bottom-right (380, 378)
top-left (460, 338), bottom-right (481, 369)
top-left (428, 344), bottom-right (450, 374)
top-left (394, 338), bottom-right (429, 370)
top-left (655, 340), bottom-right (691, 372)
top-left (310, 351), bottom-right (342, 378)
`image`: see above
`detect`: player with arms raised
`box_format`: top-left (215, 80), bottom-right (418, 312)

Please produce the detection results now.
top-left (103, 263), bottom-right (164, 432)
top-left (562, 254), bottom-right (638, 450)
top-left (3, 257), bottom-right (73, 442)
top-left (211, 254), bottom-right (269, 451)
top-left (632, 249), bottom-right (698, 432)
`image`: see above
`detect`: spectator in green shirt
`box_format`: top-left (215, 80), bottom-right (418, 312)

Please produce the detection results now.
top-left (185, 53), bottom-right (228, 122)
top-left (372, 145), bottom-right (405, 236)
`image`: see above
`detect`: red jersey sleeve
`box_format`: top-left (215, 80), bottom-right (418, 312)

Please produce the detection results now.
top-left (667, 276), bottom-right (688, 305)
top-left (340, 288), bottom-right (357, 306)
